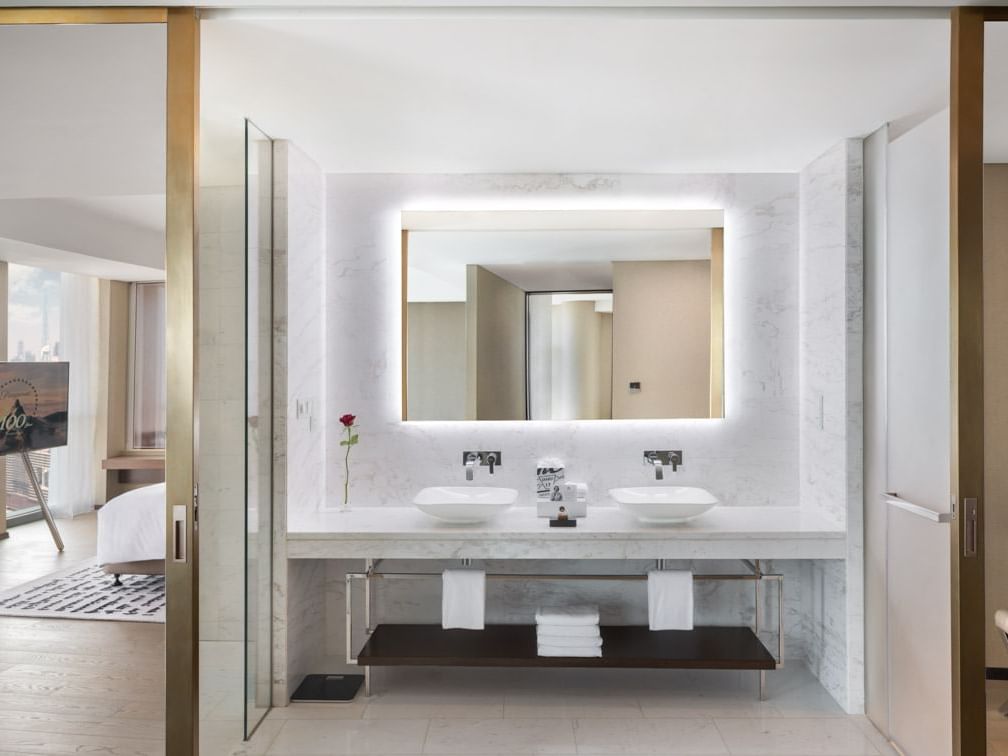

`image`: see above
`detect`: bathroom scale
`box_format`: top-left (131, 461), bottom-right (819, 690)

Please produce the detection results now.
top-left (290, 673), bottom-right (364, 702)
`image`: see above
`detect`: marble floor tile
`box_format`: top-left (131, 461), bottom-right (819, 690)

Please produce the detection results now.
top-left (637, 692), bottom-right (779, 720)
top-left (268, 701), bottom-right (366, 720)
top-left (423, 717), bottom-right (577, 754)
top-left (228, 665), bottom-right (898, 756)
top-left (713, 717), bottom-right (880, 755)
top-left (203, 718), bottom-right (283, 756)
top-left (573, 718), bottom-right (729, 754)
top-left (366, 701), bottom-right (504, 719)
top-left (504, 690), bottom-right (643, 719)
top-left (846, 716), bottom-right (898, 756)
top-left (265, 718), bottom-right (429, 755)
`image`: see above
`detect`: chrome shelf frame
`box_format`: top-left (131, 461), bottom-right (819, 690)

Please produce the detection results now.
top-left (345, 558), bottom-right (783, 699)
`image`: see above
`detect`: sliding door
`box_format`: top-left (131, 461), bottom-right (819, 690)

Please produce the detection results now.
top-left (0, 8), bottom-right (201, 756)
top-left (883, 109), bottom-right (954, 756)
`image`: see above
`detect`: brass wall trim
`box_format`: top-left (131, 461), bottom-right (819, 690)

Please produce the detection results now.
top-left (165, 7), bottom-right (200, 756)
top-left (0, 7), bottom-right (166, 24)
top-left (401, 229), bottom-right (409, 422)
top-left (950, 7), bottom-right (987, 755)
top-left (709, 227), bottom-right (725, 418)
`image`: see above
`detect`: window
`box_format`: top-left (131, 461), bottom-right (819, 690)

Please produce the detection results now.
top-left (6, 264), bottom-right (60, 523)
top-left (129, 282), bottom-right (166, 450)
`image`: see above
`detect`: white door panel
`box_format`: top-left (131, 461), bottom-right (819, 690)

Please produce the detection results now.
top-left (884, 109), bottom-right (953, 755)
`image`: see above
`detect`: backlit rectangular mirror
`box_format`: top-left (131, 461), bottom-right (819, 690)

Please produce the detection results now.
top-left (402, 210), bottom-right (724, 421)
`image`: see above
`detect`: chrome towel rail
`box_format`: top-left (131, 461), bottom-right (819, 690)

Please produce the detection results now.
top-left (883, 492), bottom-right (953, 523)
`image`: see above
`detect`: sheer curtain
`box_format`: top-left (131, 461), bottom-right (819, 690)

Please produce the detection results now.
top-left (48, 273), bottom-right (102, 518)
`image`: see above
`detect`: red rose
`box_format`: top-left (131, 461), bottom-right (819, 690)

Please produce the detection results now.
top-left (339, 413), bottom-right (356, 427)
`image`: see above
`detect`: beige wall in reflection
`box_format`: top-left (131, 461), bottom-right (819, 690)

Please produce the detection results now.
top-left (407, 302), bottom-right (466, 421)
top-left (984, 165), bottom-right (1008, 669)
top-left (466, 265), bottom-right (526, 420)
top-left (612, 260), bottom-right (711, 419)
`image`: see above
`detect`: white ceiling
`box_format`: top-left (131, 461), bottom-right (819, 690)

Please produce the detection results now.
top-left (0, 24), bottom-right (166, 281)
top-left (201, 16), bottom-right (950, 175)
top-left (408, 228), bottom-right (711, 300)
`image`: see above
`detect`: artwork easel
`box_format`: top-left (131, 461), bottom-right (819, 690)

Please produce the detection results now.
top-left (21, 450), bottom-right (63, 552)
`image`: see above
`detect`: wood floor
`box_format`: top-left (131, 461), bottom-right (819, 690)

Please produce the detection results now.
top-left (0, 514), bottom-right (165, 756)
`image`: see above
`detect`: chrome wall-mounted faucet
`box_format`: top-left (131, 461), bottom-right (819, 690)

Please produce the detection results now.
top-left (463, 451), bottom-right (501, 480)
top-left (644, 450), bottom-right (682, 480)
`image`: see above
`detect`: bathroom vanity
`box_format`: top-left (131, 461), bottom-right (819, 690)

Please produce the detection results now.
top-left (287, 505), bottom-right (844, 699)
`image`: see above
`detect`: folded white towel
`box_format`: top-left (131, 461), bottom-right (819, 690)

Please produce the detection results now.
top-left (648, 570), bottom-right (694, 631)
top-left (442, 569), bottom-right (485, 630)
top-left (535, 623), bottom-right (601, 638)
top-left (535, 605), bottom-right (600, 626)
top-left (538, 643), bottom-right (603, 658)
top-left (536, 633), bottom-right (603, 649)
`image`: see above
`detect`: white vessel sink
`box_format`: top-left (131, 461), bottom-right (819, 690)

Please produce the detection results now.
top-left (610, 486), bottom-right (718, 524)
top-left (414, 486), bottom-right (518, 524)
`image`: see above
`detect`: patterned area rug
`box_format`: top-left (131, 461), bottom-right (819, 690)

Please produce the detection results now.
top-left (0, 560), bottom-right (165, 623)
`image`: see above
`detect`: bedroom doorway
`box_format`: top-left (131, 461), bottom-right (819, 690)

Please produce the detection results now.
top-left (0, 9), bottom-right (199, 756)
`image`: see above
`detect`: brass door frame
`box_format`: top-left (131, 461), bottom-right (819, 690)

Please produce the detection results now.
top-left (949, 7), bottom-right (1008, 755)
top-left (0, 8), bottom-right (201, 756)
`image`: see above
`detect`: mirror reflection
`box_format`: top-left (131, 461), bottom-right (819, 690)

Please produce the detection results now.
top-left (404, 211), bottom-right (724, 421)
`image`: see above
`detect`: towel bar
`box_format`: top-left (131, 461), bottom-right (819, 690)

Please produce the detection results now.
top-left (883, 492), bottom-right (953, 523)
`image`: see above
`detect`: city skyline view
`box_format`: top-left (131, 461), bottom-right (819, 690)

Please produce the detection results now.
top-left (8, 263), bottom-right (61, 362)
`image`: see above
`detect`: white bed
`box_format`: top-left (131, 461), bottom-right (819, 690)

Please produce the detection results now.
top-left (97, 483), bottom-right (166, 581)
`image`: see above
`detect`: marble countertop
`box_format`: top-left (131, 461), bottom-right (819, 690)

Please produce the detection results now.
top-left (286, 505), bottom-right (846, 560)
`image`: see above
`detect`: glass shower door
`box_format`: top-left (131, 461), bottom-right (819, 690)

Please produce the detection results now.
top-left (244, 119), bottom-right (273, 738)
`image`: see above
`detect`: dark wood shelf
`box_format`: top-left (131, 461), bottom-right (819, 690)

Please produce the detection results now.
top-left (357, 624), bottom-right (776, 670)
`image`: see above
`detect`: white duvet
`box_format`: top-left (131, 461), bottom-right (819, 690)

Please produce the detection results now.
top-left (97, 483), bottom-right (166, 566)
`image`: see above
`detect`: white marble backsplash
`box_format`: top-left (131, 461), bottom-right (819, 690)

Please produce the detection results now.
top-left (198, 184), bottom-right (247, 741)
top-left (322, 173), bottom-right (800, 511)
top-left (272, 141), bottom-right (328, 702)
top-left (198, 184), bottom-right (246, 644)
top-left (798, 140), bottom-right (865, 714)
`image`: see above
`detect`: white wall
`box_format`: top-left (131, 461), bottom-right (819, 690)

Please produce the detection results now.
top-left (882, 109), bottom-right (952, 756)
top-left (862, 124), bottom-right (889, 729)
top-left (322, 173), bottom-right (799, 511)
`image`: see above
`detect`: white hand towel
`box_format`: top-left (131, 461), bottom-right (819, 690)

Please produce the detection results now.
top-left (648, 570), bottom-right (694, 631)
top-left (442, 569), bottom-right (485, 630)
top-left (538, 643), bottom-right (603, 658)
top-left (535, 633), bottom-right (603, 649)
top-left (535, 605), bottom-right (600, 626)
top-left (535, 623), bottom-right (601, 638)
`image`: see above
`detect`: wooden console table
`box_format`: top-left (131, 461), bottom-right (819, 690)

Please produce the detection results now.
top-left (101, 454), bottom-right (165, 501)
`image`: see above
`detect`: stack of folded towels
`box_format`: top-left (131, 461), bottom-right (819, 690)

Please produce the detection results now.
top-left (535, 605), bottom-right (603, 657)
